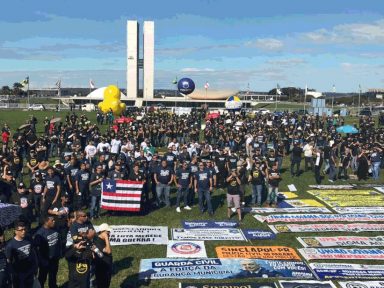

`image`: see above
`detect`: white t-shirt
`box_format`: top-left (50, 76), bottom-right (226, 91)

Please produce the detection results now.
top-left (96, 142), bottom-right (110, 153)
top-left (303, 144), bottom-right (314, 157)
top-left (110, 139), bottom-right (121, 154)
top-left (84, 145), bottom-right (97, 158)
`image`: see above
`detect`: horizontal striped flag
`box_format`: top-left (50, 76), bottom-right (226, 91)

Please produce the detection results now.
top-left (101, 179), bottom-right (143, 212)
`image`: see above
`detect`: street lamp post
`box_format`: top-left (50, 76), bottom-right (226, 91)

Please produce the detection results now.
top-left (358, 84), bottom-right (361, 116)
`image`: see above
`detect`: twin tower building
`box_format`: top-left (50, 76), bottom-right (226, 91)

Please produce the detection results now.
top-left (126, 20), bottom-right (154, 99)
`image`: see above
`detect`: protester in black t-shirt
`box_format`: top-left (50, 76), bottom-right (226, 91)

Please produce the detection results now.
top-left (30, 171), bottom-right (45, 224)
top-left (5, 222), bottom-right (38, 288)
top-left (89, 166), bottom-right (103, 219)
top-left (0, 228), bottom-right (10, 287)
top-left (248, 161), bottom-right (265, 207)
top-left (94, 223), bottom-right (113, 288)
top-left (34, 216), bottom-right (61, 288)
top-left (154, 160), bottom-right (174, 207)
top-left (267, 164), bottom-right (281, 207)
top-left (175, 162), bottom-right (192, 212)
top-left (226, 169), bottom-right (242, 221)
top-left (12, 182), bottom-right (33, 229)
top-left (290, 142), bottom-right (302, 177)
top-left (75, 162), bottom-right (90, 210)
top-left (43, 166), bottom-right (61, 217)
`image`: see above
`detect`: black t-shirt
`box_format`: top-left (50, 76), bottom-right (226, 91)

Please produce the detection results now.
top-left (227, 176), bottom-right (240, 195)
top-left (268, 168), bottom-right (281, 187)
top-left (76, 170), bottom-right (90, 189)
top-left (107, 170), bottom-right (126, 180)
top-left (128, 171), bottom-right (145, 182)
top-left (94, 236), bottom-right (113, 267)
top-left (176, 168), bottom-right (191, 188)
top-left (30, 179), bottom-right (45, 195)
top-left (291, 146), bottom-right (303, 159)
top-left (5, 237), bottom-right (37, 272)
top-left (0, 242), bottom-right (6, 270)
top-left (90, 173), bottom-right (103, 197)
top-left (250, 168), bottom-right (264, 185)
top-left (215, 155), bottom-right (227, 170)
top-left (227, 155), bottom-right (238, 169)
top-left (45, 175), bottom-right (61, 199)
top-left (195, 169), bottom-right (210, 190)
top-left (34, 227), bottom-right (61, 262)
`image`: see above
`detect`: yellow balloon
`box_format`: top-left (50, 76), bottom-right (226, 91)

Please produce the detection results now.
top-left (104, 85), bottom-right (120, 100)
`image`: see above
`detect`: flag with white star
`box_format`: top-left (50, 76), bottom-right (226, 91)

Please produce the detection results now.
top-left (101, 179), bottom-right (143, 212)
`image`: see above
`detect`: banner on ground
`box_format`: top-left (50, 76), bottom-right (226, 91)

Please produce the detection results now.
top-left (310, 263), bottom-right (384, 279)
top-left (139, 258), bottom-right (314, 279)
top-left (339, 281), bottom-right (384, 288)
top-left (101, 225), bottom-right (168, 245)
top-left (333, 207), bottom-right (384, 214)
top-left (307, 190), bottom-right (380, 196)
top-left (255, 214), bottom-right (384, 223)
top-left (279, 280), bottom-right (337, 288)
top-left (269, 223), bottom-right (384, 233)
top-left (179, 283), bottom-right (276, 288)
top-left (172, 228), bottom-right (247, 241)
top-left (182, 220), bottom-right (238, 229)
top-left (101, 180), bottom-right (143, 211)
top-left (279, 192), bottom-right (298, 199)
top-left (283, 199), bottom-right (324, 207)
top-left (297, 236), bottom-right (384, 248)
top-left (374, 187), bottom-right (384, 193)
top-left (243, 207), bottom-right (331, 214)
top-left (299, 248), bottom-right (384, 260)
top-left (216, 246), bottom-right (301, 260)
top-left (167, 241), bottom-right (207, 258)
top-left (243, 230), bottom-right (276, 240)
top-left (308, 185), bottom-right (355, 189)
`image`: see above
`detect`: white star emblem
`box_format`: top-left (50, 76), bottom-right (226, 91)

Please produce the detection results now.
top-left (106, 182), bottom-right (113, 190)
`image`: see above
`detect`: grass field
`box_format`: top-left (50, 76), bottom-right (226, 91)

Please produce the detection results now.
top-left (0, 110), bottom-right (383, 288)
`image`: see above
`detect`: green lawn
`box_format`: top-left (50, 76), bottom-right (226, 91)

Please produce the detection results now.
top-left (0, 110), bottom-right (383, 287)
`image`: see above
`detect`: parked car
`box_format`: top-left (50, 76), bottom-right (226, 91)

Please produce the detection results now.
top-left (28, 104), bottom-right (46, 111)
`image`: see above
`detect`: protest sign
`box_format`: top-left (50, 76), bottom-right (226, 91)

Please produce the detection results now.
top-left (182, 220), bottom-right (238, 229)
top-left (216, 246), bottom-right (301, 260)
top-left (139, 258), bottom-right (314, 280)
top-left (310, 263), bottom-right (384, 279)
top-left (269, 223), bottom-right (384, 233)
top-left (283, 199), bottom-right (324, 207)
top-left (334, 207), bottom-right (384, 214)
top-left (308, 185), bottom-right (355, 189)
top-left (297, 236), bottom-right (384, 248)
top-left (242, 230), bottom-right (276, 240)
top-left (95, 225), bottom-right (168, 245)
top-left (243, 207), bottom-right (331, 214)
top-left (167, 241), bottom-right (207, 258)
top-left (180, 283), bottom-right (276, 288)
top-left (279, 280), bottom-right (337, 288)
top-left (255, 214), bottom-right (384, 223)
top-left (288, 184), bottom-right (297, 191)
top-left (339, 281), bottom-right (384, 288)
top-left (179, 283), bottom-right (276, 288)
top-left (299, 248), bottom-right (384, 260)
top-left (172, 228), bottom-right (247, 241)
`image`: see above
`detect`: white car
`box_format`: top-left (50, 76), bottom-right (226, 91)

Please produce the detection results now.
top-left (28, 104), bottom-right (46, 111)
top-left (256, 108), bottom-right (270, 115)
top-left (81, 103), bottom-right (96, 112)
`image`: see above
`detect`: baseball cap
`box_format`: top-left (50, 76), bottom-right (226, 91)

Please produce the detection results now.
top-left (98, 223), bottom-right (112, 233)
top-left (18, 182), bottom-right (24, 188)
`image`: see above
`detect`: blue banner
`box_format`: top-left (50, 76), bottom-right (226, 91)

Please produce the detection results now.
top-left (182, 220), bottom-right (239, 229)
top-left (180, 282), bottom-right (276, 288)
top-left (243, 230), bottom-right (276, 240)
top-left (139, 258), bottom-right (314, 280)
top-left (310, 263), bottom-right (384, 279)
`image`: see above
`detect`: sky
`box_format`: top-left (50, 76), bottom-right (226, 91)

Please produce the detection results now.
top-left (0, 0), bottom-right (384, 92)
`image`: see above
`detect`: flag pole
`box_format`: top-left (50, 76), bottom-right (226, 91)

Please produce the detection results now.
top-left (275, 84), bottom-right (278, 111)
top-left (27, 76), bottom-right (30, 107)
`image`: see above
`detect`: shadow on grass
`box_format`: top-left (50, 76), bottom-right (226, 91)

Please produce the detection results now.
top-left (120, 273), bottom-right (151, 288)
top-left (113, 256), bottom-right (134, 276)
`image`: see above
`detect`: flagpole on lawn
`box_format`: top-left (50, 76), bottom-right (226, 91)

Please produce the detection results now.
top-left (57, 78), bottom-right (61, 111)
top-left (304, 84), bottom-right (307, 113)
top-left (27, 76), bottom-right (30, 107)
top-left (275, 84), bottom-right (278, 111)
top-left (332, 84), bottom-right (335, 112)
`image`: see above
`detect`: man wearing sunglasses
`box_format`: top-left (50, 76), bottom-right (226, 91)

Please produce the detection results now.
top-left (5, 222), bottom-right (38, 288)
top-left (194, 161), bottom-right (214, 216)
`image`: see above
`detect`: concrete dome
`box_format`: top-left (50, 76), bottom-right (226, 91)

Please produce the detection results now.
top-left (86, 87), bottom-right (128, 100)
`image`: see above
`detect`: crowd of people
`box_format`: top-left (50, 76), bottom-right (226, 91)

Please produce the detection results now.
top-left (0, 107), bottom-right (383, 287)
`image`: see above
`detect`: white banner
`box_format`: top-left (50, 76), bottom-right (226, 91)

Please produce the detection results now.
top-left (334, 207), bottom-right (384, 214)
top-left (287, 184), bottom-right (297, 191)
top-left (339, 281), bottom-right (384, 288)
top-left (308, 185), bottom-right (355, 189)
top-left (255, 214), bottom-right (384, 223)
top-left (269, 223), bottom-right (384, 233)
top-left (172, 228), bottom-right (247, 241)
top-left (297, 236), bottom-right (384, 248)
top-left (96, 225), bottom-right (168, 245)
top-left (279, 280), bottom-right (337, 288)
top-left (374, 187), bottom-right (384, 193)
top-left (166, 241), bottom-right (207, 258)
top-left (299, 248), bottom-right (384, 260)
top-left (243, 207), bottom-right (331, 214)
top-left (310, 263), bottom-right (384, 279)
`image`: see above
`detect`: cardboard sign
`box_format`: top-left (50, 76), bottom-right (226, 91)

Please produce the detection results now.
top-left (310, 263), bottom-right (384, 279)
top-left (299, 248), bottom-right (384, 260)
top-left (297, 236), bottom-right (384, 248)
top-left (216, 246), bottom-right (301, 260)
top-left (287, 184), bottom-right (297, 191)
top-left (279, 280), bottom-right (337, 288)
top-left (167, 241), bottom-right (207, 258)
top-left (139, 258), bottom-right (314, 280)
top-left (172, 228), bottom-right (247, 241)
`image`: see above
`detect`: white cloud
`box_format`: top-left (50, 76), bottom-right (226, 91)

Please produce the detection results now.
top-left (245, 38), bottom-right (284, 51)
top-left (303, 19), bottom-right (384, 44)
top-left (267, 58), bottom-right (306, 66)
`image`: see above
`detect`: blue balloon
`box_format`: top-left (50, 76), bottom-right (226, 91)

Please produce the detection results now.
top-left (177, 78), bottom-right (195, 95)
